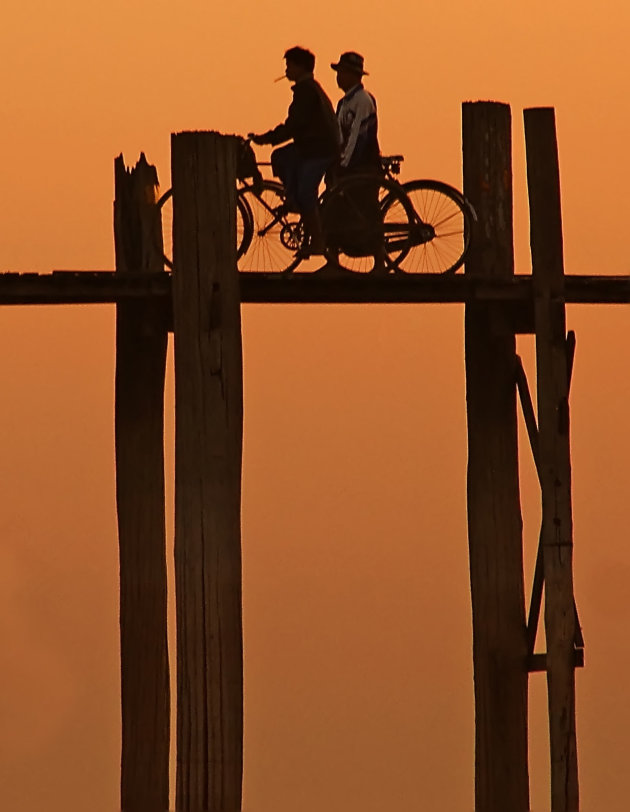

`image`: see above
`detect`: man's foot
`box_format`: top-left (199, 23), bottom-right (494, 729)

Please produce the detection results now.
top-left (371, 254), bottom-right (389, 275)
top-left (300, 210), bottom-right (326, 257)
top-left (295, 240), bottom-right (326, 259)
top-left (315, 259), bottom-right (353, 276)
top-left (272, 201), bottom-right (301, 218)
top-left (307, 239), bottom-right (326, 256)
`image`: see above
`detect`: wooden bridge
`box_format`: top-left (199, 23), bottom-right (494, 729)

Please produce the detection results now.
top-left (9, 101), bottom-right (628, 811)
top-left (0, 268), bottom-right (626, 306)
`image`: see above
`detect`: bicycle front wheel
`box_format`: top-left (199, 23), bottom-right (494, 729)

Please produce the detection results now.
top-left (384, 180), bottom-right (474, 274)
top-left (156, 188), bottom-right (252, 271)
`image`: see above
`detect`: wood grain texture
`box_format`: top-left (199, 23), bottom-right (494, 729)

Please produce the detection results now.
top-left (171, 131), bottom-right (243, 812)
top-left (524, 106), bottom-right (579, 812)
top-left (462, 101), bottom-right (530, 812)
top-left (114, 153), bottom-right (170, 811)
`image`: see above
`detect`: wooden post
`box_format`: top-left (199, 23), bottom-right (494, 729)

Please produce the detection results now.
top-left (114, 154), bottom-right (170, 811)
top-left (170, 131), bottom-right (243, 812)
top-left (524, 107), bottom-right (579, 812)
top-left (462, 101), bottom-right (530, 812)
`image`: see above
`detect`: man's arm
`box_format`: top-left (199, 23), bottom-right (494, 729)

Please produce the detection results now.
top-left (251, 121), bottom-right (290, 146)
top-left (251, 83), bottom-right (313, 146)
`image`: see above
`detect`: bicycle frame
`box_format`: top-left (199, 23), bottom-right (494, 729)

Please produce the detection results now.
top-left (158, 141), bottom-right (476, 274)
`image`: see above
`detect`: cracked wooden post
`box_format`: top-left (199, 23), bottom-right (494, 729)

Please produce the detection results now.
top-left (524, 106), bottom-right (579, 812)
top-left (462, 101), bottom-right (530, 812)
top-left (171, 131), bottom-right (243, 812)
top-left (114, 153), bottom-right (170, 811)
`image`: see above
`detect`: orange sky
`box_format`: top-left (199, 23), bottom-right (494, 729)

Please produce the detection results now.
top-left (1, 2), bottom-right (630, 810)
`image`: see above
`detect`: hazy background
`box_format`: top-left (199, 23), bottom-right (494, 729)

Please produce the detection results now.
top-left (1, 1), bottom-right (629, 809)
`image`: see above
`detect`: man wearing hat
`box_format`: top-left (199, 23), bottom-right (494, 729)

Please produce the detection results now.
top-left (331, 51), bottom-right (381, 173)
top-left (328, 51), bottom-right (386, 273)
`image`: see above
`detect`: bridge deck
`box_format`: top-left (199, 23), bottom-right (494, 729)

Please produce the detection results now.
top-left (0, 270), bottom-right (627, 305)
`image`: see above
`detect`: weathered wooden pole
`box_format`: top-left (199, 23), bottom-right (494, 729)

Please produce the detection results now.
top-left (114, 154), bottom-right (170, 811)
top-left (462, 101), bottom-right (530, 812)
top-left (524, 106), bottom-right (579, 812)
top-left (170, 131), bottom-right (243, 812)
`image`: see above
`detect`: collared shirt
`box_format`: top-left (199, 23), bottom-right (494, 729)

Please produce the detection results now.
top-left (336, 84), bottom-right (380, 169)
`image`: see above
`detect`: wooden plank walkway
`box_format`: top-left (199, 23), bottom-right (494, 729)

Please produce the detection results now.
top-left (0, 270), bottom-right (627, 305)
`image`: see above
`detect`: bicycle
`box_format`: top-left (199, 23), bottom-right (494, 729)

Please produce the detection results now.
top-left (157, 138), bottom-right (476, 275)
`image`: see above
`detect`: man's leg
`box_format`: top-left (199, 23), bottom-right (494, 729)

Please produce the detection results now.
top-left (295, 158), bottom-right (330, 255)
top-left (270, 145), bottom-right (300, 212)
top-left (300, 209), bottom-right (326, 255)
top-left (372, 242), bottom-right (388, 275)
top-left (354, 172), bottom-right (387, 274)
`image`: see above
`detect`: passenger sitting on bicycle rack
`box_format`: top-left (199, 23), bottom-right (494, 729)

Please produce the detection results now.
top-left (328, 51), bottom-right (386, 273)
top-left (249, 46), bottom-right (340, 257)
top-left (331, 51), bottom-right (381, 175)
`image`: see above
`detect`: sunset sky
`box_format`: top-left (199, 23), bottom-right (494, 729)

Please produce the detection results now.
top-left (1, 1), bottom-right (629, 810)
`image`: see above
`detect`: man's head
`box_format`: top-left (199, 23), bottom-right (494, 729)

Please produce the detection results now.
top-left (284, 46), bottom-right (315, 82)
top-left (331, 51), bottom-right (368, 92)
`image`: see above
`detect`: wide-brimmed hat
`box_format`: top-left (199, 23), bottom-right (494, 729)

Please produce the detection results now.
top-left (330, 51), bottom-right (368, 75)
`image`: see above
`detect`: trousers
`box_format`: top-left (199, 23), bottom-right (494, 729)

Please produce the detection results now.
top-left (271, 144), bottom-right (332, 214)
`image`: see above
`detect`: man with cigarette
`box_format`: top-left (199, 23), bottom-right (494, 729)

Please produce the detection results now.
top-left (249, 46), bottom-right (339, 256)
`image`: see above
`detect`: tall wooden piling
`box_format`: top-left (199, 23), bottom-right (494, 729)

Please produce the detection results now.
top-left (114, 154), bottom-right (170, 811)
top-left (462, 101), bottom-right (530, 811)
top-left (524, 107), bottom-right (579, 812)
top-left (170, 131), bottom-right (244, 812)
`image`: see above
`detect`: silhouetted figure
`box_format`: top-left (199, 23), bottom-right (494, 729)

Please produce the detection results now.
top-left (329, 51), bottom-right (386, 273)
top-left (250, 46), bottom-right (339, 256)
top-left (331, 51), bottom-right (381, 173)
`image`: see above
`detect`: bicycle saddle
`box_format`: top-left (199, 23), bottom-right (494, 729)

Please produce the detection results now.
top-left (381, 155), bottom-right (405, 174)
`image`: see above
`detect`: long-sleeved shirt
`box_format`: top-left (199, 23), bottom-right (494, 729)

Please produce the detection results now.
top-left (336, 84), bottom-right (380, 169)
top-left (262, 74), bottom-right (340, 160)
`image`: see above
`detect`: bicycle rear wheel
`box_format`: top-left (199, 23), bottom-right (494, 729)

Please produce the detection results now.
top-left (320, 174), bottom-right (415, 274)
top-left (384, 180), bottom-right (474, 274)
top-left (156, 187), bottom-right (252, 270)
